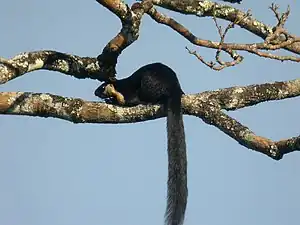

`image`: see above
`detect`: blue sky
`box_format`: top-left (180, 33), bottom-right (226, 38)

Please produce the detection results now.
top-left (1, 0), bottom-right (300, 225)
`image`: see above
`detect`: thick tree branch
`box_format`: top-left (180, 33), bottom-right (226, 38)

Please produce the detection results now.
top-left (190, 107), bottom-right (284, 159)
top-left (3, 77), bottom-right (299, 121)
top-left (0, 0), bottom-right (154, 84)
top-left (96, 0), bottom-right (128, 20)
top-left (211, 79), bottom-right (300, 110)
top-left (1, 78), bottom-right (300, 160)
top-left (0, 92), bottom-right (165, 123)
top-left (0, 51), bottom-right (101, 84)
top-left (276, 136), bottom-right (300, 156)
top-left (96, 0), bottom-right (154, 79)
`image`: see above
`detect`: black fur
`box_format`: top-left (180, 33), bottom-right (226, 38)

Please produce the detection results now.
top-left (95, 63), bottom-right (188, 225)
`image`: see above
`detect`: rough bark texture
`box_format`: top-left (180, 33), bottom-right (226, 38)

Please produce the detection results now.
top-left (0, 51), bottom-right (103, 84)
top-left (1, 78), bottom-right (300, 160)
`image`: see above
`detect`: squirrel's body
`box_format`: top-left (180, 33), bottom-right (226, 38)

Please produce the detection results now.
top-left (95, 62), bottom-right (188, 225)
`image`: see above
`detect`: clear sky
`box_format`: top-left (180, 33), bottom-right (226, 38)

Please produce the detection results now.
top-left (1, 0), bottom-right (300, 225)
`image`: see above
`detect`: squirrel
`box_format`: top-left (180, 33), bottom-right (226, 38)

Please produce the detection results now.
top-left (94, 62), bottom-right (188, 225)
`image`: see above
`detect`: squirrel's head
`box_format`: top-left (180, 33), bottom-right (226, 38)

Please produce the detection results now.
top-left (94, 82), bottom-right (125, 105)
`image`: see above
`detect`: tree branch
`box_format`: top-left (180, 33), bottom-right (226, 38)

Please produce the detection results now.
top-left (276, 136), bottom-right (300, 156)
top-left (148, 0), bottom-right (300, 55)
top-left (0, 1), bottom-right (154, 84)
top-left (190, 107), bottom-right (285, 160)
top-left (146, 5), bottom-right (300, 67)
top-left (1, 78), bottom-right (300, 160)
top-left (211, 79), bottom-right (300, 110)
top-left (1, 1), bottom-right (299, 85)
top-left (0, 51), bottom-right (101, 84)
top-left (96, 0), bottom-right (128, 20)
top-left (0, 92), bottom-right (164, 123)
top-left (96, 0), bottom-right (154, 79)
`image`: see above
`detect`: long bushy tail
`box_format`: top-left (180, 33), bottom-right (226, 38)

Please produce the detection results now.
top-left (165, 93), bottom-right (187, 225)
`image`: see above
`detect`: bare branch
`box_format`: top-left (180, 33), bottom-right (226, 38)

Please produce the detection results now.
top-left (146, 6), bottom-right (300, 63)
top-left (213, 10), bottom-right (249, 67)
top-left (185, 47), bottom-right (215, 69)
top-left (3, 77), bottom-right (299, 123)
top-left (1, 86), bottom-right (299, 160)
top-left (96, 0), bottom-right (129, 21)
top-left (96, 0), bottom-right (154, 79)
top-left (1, 1), bottom-right (298, 85)
top-left (185, 14), bottom-right (246, 70)
top-left (186, 46), bottom-right (243, 70)
top-left (190, 107), bottom-right (284, 159)
top-left (0, 92), bottom-right (165, 124)
top-left (209, 79), bottom-right (300, 110)
top-left (269, 3), bottom-right (290, 28)
top-left (149, 0), bottom-right (300, 55)
top-left (276, 136), bottom-right (300, 156)
top-left (0, 51), bottom-right (102, 84)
